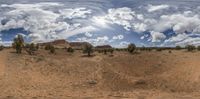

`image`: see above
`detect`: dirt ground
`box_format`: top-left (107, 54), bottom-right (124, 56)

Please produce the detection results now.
top-left (0, 49), bottom-right (200, 99)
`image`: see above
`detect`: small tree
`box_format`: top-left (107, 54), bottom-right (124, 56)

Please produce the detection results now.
top-left (45, 44), bottom-right (51, 50)
top-left (175, 46), bottom-right (181, 50)
top-left (13, 35), bottom-right (24, 54)
top-left (50, 45), bottom-right (55, 54)
top-left (67, 47), bottom-right (74, 53)
top-left (104, 49), bottom-right (107, 55)
top-left (0, 45), bottom-right (4, 51)
top-left (127, 43), bottom-right (136, 53)
top-left (197, 46), bottom-right (200, 51)
top-left (186, 45), bottom-right (196, 51)
top-left (83, 43), bottom-right (93, 56)
top-left (110, 49), bottom-right (114, 54)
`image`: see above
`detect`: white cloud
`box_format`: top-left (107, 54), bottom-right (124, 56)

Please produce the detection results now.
top-left (85, 32), bottom-right (93, 37)
top-left (119, 41), bottom-right (130, 48)
top-left (153, 13), bottom-right (200, 34)
top-left (147, 4), bottom-right (170, 12)
top-left (112, 34), bottom-right (124, 40)
top-left (150, 31), bottom-right (166, 42)
top-left (76, 36), bottom-right (110, 46)
top-left (0, 3), bottom-right (95, 43)
top-left (59, 8), bottom-right (92, 19)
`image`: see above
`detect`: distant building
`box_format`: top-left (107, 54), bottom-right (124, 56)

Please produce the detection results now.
top-left (69, 42), bottom-right (92, 50)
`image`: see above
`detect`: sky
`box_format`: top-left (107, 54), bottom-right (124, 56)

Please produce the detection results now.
top-left (0, 0), bottom-right (200, 47)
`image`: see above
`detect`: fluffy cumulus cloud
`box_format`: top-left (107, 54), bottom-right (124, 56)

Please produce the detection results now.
top-left (0, 1), bottom-right (200, 47)
top-left (150, 31), bottom-right (166, 42)
top-left (112, 35), bottom-right (124, 40)
top-left (76, 36), bottom-right (109, 46)
top-left (0, 2), bottom-right (96, 43)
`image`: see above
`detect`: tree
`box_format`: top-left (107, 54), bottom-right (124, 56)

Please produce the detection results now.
top-left (13, 35), bottom-right (24, 54)
top-left (175, 46), bottom-right (181, 50)
top-left (67, 47), bottom-right (74, 53)
top-left (0, 45), bottom-right (4, 51)
top-left (50, 45), bottom-right (55, 54)
top-left (83, 43), bottom-right (93, 56)
top-left (197, 46), bottom-right (200, 51)
top-left (186, 45), bottom-right (196, 51)
top-left (127, 43), bottom-right (136, 53)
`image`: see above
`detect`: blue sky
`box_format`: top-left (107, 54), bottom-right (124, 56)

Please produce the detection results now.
top-left (0, 0), bottom-right (200, 47)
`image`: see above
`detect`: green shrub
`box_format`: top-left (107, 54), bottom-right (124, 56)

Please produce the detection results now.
top-left (127, 43), bottom-right (136, 53)
top-left (0, 45), bottom-right (4, 51)
top-left (83, 43), bottom-right (93, 56)
top-left (186, 45), bottom-right (196, 51)
top-left (67, 47), bottom-right (74, 53)
top-left (13, 35), bottom-right (24, 54)
top-left (50, 45), bottom-right (55, 54)
top-left (175, 46), bottom-right (181, 50)
top-left (197, 46), bottom-right (200, 51)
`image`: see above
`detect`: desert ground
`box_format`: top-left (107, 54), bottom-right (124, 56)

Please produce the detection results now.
top-left (0, 49), bottom-right (200, 99)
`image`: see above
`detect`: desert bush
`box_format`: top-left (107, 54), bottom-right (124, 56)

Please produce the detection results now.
top-left (127, 43), bottom-right (136, 53)
top-left (104, 49), bottom-right (107, 55)
top-left (83, 43), bottom-right (93, 56)
top-left (67, 47), bottom-right (74, 53)
top-left (50, 45), bottom-right (55, 54)
top-left (13, 35), bottom-right (24, 54)
top-left (45, 44), bottom-right (51, 50)
top-left (110, 49), bottom-right (114, 54)
top-left (186, 45), bottom-right (196, 51)
top-left (197, 46), bottom-right (200, 51)
top-left (0, 45), bottom-right (4, 51)
top-left (36, 44), bottom-right (39, 50)
top-left (175, 46), bottom-right (181, 50)
top-left (156, 48), bottom-right (162, 51)
top-left (25, 43), bottom-right (37, 55)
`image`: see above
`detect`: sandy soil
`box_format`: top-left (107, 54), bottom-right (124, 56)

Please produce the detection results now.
top-left (0, 49), bottom-right (200, 99)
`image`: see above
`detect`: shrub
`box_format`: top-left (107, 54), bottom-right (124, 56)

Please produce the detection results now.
top-left (127, 43), bottom-right (136, 53)
top-left (197, 46), bottom-right (200, 51)
top-left (110, 49), bottom-right (114, 54)
top-left (104, 49), bottom-right (107, 55)
top-left (45, 44), bottom-right (51, 50)
top-left (13, 35), bottom-right (24, 54)
top-left (156, 48), bottom-right (162, 51)
top-left (175, 46), bottom-right (181, 50)
top-left (50, 45), bottom-right (55, 54)
top-left (186, 45), bottom-right (196, 51)
top-left (67, 47), bottom-right (74, 53)
top-left (0, 45), bottom-right (4, 51)
top-left (83, 43), bottom-right (93, 56)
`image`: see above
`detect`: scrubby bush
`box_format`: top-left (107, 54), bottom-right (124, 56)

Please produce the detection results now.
top-left (109, 49), bottom-right (114, 54)
top-left (50, 45), bottom-right (55, 54)
top-left (45, 44), bottom-right (51, 50)
top-left (104, 49), bottom-right (107, 55)
top-left (67, 47), bottom-right (74, 53)
top-left (127, 43), bottom-right (136, 53)
top-left (156, 48), bottom-right (162, 52)
top-left (186, 45), bottom-right (196, 51)
top-left (197, 46), bottom-right (200, 51)
top-left (0, 45), bottom-right (4, 51)
top-left (25, 43), bottom-right (36, 55)
top-left (83, 43), bottom-right (93, 56)
top-left (13, 35), bottom-right (24, 54)
top-left (175, 46), bottom-right (181, 50)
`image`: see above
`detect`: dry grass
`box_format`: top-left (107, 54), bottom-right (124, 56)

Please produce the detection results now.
top-left (0, 49), bottom-right (200, 99)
